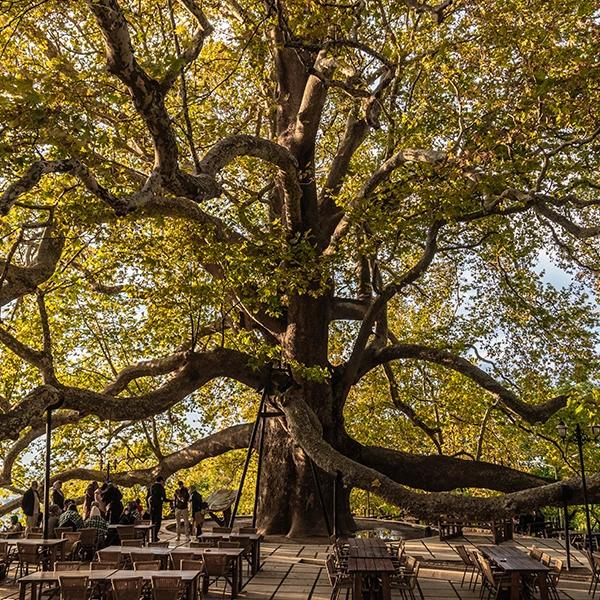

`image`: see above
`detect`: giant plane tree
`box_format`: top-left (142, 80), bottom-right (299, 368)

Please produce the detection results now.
top-left (0, 0), bottom-right (599, 537)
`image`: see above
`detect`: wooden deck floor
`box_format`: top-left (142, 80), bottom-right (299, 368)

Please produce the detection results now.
top-left (1, 530), bottom-right (594, 599)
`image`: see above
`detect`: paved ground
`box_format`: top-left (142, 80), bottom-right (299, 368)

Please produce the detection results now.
top-left (1, 527), bottom-right (594, 599)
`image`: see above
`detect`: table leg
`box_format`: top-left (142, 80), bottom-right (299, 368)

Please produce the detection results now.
top-left (510, 572), bottom-right (521, 600)
top-left (381, 574), bottom-right (391, 600)
top-left (537, 573), bottom-right (549, 600)
top-left (238, 555), bottom-right (243, 589)
top-left (231, 557), bottom-right (238, 599)
top-left (252, 540), bottom-right (260, 574)
top-left (19, 581), bottom-right (26, 600)
top-left (352, 574), bottom-right (362, 600)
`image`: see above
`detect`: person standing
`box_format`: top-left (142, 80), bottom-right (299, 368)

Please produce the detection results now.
top-left (189, 485), bottom-right (205, 538)
top-left (21, 481), bottom-right (40, 532)
top-left (51, 481), bottom-right (65, 511)
top-left (173, 481), bottom-right (190, 541)
top-left (95, 483), bottom-right (107, 515)
top-left (147, 476), bottom-right (168, 542)
top-left (83, 481), bottom-right (98, 519)
top-left (102, 482), bottom-right (123, 524)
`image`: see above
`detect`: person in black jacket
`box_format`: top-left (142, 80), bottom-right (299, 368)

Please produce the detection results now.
top-left (51, 481), bottom-right (65, 511)
top-left (21, 481), bottom-right (40, 532)
top-left (189, 485), bottom-right (206, 538)
top-left (147, 476), bottom-right (169, 542)
top-left (102, 482), bottom-right (124, 524)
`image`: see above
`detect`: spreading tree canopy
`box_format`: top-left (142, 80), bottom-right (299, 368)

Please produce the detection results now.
top-left (1, 0), bottom-right (599, 536)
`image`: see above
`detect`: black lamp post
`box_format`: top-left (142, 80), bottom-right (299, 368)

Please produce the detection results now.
top-left (556, 421), bottom-right (600, 553)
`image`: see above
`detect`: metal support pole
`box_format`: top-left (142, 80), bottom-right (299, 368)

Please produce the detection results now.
top-left (308, 458), bottom-right (332, 537)
top-left (563, 497), bottom-right (571, 570)
top-left (252, 414), bottom-right (266, 528)
top-left (229, 389), bottom-right (268, 528)
top-left (576, 424), bottom-right (594, 553)
top-left (332, 471), bottom-right (339, 539)
top-left (43, 409), bottom-right (53, 540)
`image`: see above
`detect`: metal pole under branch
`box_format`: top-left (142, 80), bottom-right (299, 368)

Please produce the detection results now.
top-left (576, 424), bottom-right (595, 553)
top-left (43, 396), bottom-right (64, 541)
top-left (252, 414), bottom-right (267, 528)
top-left (229, 388), bottom-right (268, 529)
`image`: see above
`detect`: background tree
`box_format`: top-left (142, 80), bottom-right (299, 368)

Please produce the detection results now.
top-left (0, 0), bottom-right (599, 536)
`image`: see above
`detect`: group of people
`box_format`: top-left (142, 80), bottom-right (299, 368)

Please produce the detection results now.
top-left (11, 476), bottom-right (207, 545)
top-left (147, 477), bottom-right (207, 542)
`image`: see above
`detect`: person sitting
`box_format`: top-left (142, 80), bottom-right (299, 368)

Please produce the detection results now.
top-left (84, 503), bottom-right (108, 546)
top-left (119, 502), bottom-right (141, 525)
top-left (47, 505), bottom-right (62, 538)
top-left (57, 502), bottom-right (84, 530)
top-left (2, 515), bottom-right (23, 535)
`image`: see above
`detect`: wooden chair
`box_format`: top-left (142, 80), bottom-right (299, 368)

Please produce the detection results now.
top-left (391, 559), bottom-right (421, 600)
top-left (529, 546), bottom-right (543, 562)
top-left (134, 560), bottom-right (162, 571)
top-left (97, 549), bottom-right (122, 566)
top-left (116, 525), bottom-right (136, 541)
top-left (16, 542), bottom-right (43, 577)
top-left (61, 532), bottom-right (82, 559)
top-left (151, 575), bottom-right (184, 600)
top-left (546, 558), bottom-right (563, 600)
top-left (230, 535), bottom-right (252, 573)
top-left (26, 533), bottom-right (44, 539)
top-left (588, 552), bottom-right (600, 598)
top-left (180, 558), bottom-right (204, 570)
top-left (55, 527), bottom-right (73, 538)
top-left (211, 527), bottom-right (231, 534)
top-left (217, 541), bottom-right (239, 549)
top-left (58, 575), bottom-right (90, 600)
top-left (455, 545), bottom-right (477, 590)
top-left (540, 552), bottom-right (552, 566)
top-left (190, 542), bottom-right (212, 548)
top-left (170, 552), bottom-right (196, 569)
top-left (325, 556), bottom-right (351, 600)
top-left (54, 561), bottom-right (82, 571)
top-left (476, 553), bottom-right (511, 600)
top-left (203, 553), bottom-right (233, 597)
top-left (121, 539), bottom-right (144, 547)
top-left (90, 560), bottom-right (119, 570)
top-left (237, 527), bottom-right (256, 534)
top-left (112, 576), bottom-right (144, 600)
top-left (148, 541), bottom-right (169, 548)
top-left (130, 551), bottom-right (153, 568)
top-left (78, 528), bottom-right (99, 560)
top-left (465, 548), bottom-right (482, 591)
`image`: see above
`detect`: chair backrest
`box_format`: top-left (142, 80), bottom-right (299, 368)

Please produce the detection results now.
top-left (212, 527), bottom-right (232, 533)
top-left (26, 532), bottom-right (43, 539)
top-left (55, 527), bottom-right (73, 538)
top-left (121, 539), bottom-right (143, 547)
top-left (230, 535), bottom-right (251, 550)
top-left (130, 551), bottom-right (152, 565)
top-left (54, 561), bottom-right (82, 571)
top-left (97, 550), bottom-right (122, 564)
top-left (217, 541), bottom-right (240, 548)
top-left (111, 576), bottom-right (144, 600)
top-left (90, 560), bottom-right (119, 570)
top-left (406, 560), bottom-right (421, 589)
top-left (148, 541), bottom-right (169, 547)
top-left (552, 558), bottom-right (563, 578)
top-left (404, 555), bottom-right (417, 572)
top-left (540, 552), bottom-right (552, 566)
top-left (58, 575), bottom-right (89, 600)
top-left (79, 528), bottom-right (98, 547)
top-left (0, 541), bottom-right (8, 559)
top-left (237, 527), bottom-right (257, 534)
top-left (17, 542), bottom-right (41, 563)
top-left (203, 553), bottom-right (229, 576)
top-left (455, 545), bottom-right (472, 566)
top-left (134, 560), bottom-right (161, 571)
top-left (180, 559), bottom-right (204, 571)
top-left (476, 554), bottom-right (496, 587)
top-left (116, 525), bottom-right (136, 541)
top-left (151, 576), bottom-right (182, 600)
top-left (529, 546), bottom-right (542, 562)
top-left (190, 542), bottom-right (212, 548)
top-left (61, 532), bottom-right (81, 552)
top-left (170, 552), bottom-right (196, 569)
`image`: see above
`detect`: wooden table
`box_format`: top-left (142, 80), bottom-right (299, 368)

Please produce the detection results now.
top-left (479, 545), bottom-right (550, 600)
top-left (18, 568), bottom-right (118, 600)
top-left (173, 546), bottom-right (245, 598)
top-left (198, 532), bottom-right (262, 573)
top-left (346, 539), bottom-right (395, 600)
top-left (8, 538), bottom-right (67, 570)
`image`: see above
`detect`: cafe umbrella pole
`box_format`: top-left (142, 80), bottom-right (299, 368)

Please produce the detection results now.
top-left (43, 396), bottom-right (64, 540)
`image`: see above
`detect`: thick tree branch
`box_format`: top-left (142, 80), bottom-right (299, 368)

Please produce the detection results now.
top-left (357, 343), bottom-right (568, 424)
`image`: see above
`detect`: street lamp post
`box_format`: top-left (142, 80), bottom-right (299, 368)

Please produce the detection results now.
top-left (557, 421), bottom-right (600, 553)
